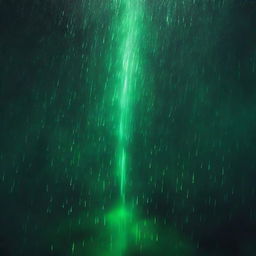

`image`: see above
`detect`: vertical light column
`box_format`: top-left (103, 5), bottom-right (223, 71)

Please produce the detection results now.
top-left (116, 0), bottom-right (143, 206)
top-left (106, 1), bottom-right (145, 255)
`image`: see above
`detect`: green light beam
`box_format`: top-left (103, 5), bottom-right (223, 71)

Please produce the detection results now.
top-left (116, 0), bottom-right (144, 206)
top-left (105, 0), bottom-right (145, 255)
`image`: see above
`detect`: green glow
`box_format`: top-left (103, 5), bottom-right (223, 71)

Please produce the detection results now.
top-left (107, 0), bottom-right (145, 255)
top-left (116, 0), bottom-right (144, 204)
top-left (107, 205), bottom-right (130, 255)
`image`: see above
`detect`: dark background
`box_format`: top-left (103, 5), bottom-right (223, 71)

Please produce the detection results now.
top-left (0, 0), bottom-right (256, 255)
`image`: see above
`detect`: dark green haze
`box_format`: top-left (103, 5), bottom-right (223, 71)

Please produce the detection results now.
top-left (0, 0), bottom-right (256, 256)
